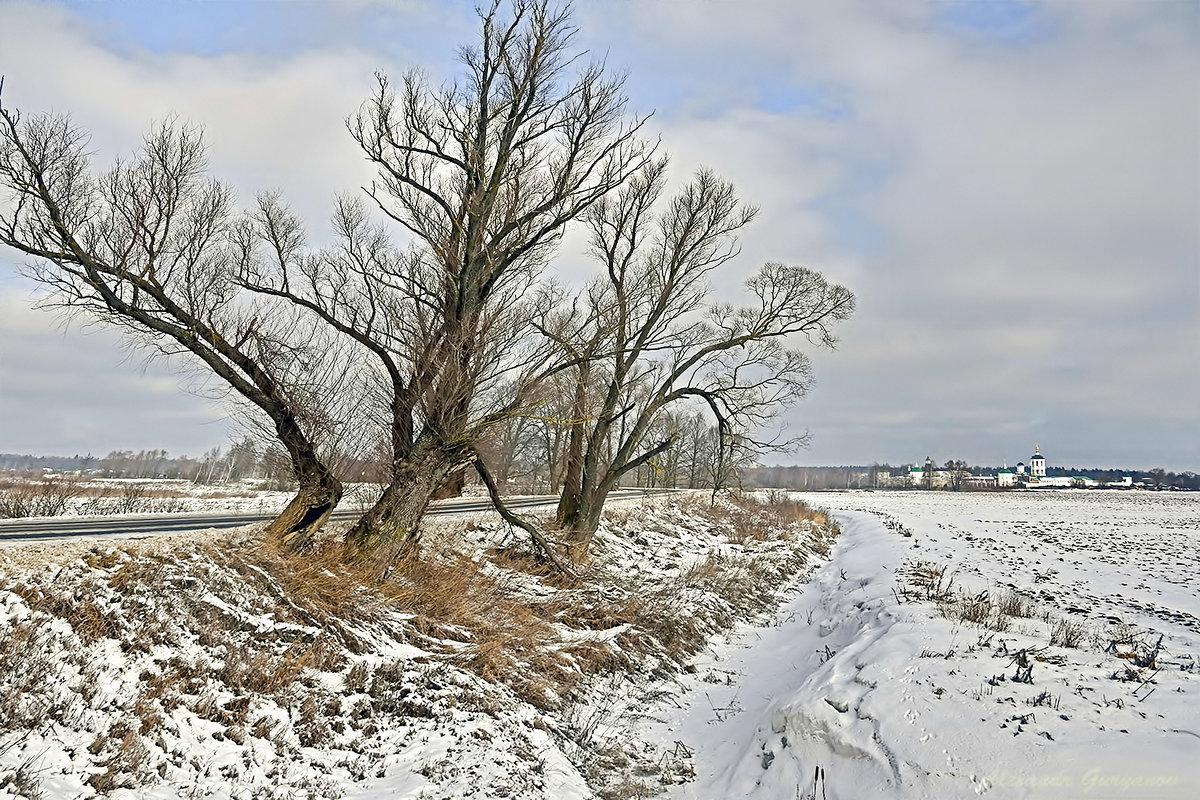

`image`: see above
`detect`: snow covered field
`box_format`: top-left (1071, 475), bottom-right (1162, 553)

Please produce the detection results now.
top-left (3, 488), bottom-right (1196, 799)
top-left (647, 490), bottom-right (1199, 799)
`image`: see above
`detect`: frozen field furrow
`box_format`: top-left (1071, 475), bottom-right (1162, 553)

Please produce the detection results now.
top-left (804, 491), bottom-right (1200, 642)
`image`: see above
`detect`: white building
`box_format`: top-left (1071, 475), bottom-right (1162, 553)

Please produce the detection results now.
top-left (1029, 444), bottom-right (1046, 478)
top-left (907, 457), bottom-right (955, 488)
top-left (997, 465), bottom-right (1016, 487)
top-left (909, 459), bottom-right (928, 487)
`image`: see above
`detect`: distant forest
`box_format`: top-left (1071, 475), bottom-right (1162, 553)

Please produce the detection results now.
top-left (0, 444), bottom-right (297, 486)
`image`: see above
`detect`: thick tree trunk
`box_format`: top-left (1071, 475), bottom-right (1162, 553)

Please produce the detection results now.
top-left (556, 473), bottom-right (582, 531)
top-left (264, 473), bottom-right (343, 552)
top-left (556, 367), bottom-right (590, 523)
top-left (341, 438), bottom-right (455, 573)
top-left (262, 418), bottom-right (343, 553)
top-left (557, 484), bottom-right (608, 562)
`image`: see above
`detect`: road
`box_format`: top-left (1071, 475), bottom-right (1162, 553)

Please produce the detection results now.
top-left (0, 490), bottom-right (663, 546)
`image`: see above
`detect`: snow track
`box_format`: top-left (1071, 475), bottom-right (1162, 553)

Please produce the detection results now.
top-left (655, 494), bottom-right (1200, 800)
top-left (662, 512), bottom-right (923, 799)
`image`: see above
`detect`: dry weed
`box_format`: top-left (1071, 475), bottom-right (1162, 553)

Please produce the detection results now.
top-left (901, 561), bottom-right (957, 602)
top-left (0, 617), bottom-right (83, 730)
top-left (996, 588), bottom-right (1035, 619)
top-left (943, 590), bottom-right (993, 625)
top-left (1050, 618), bottom-right (1088, 649)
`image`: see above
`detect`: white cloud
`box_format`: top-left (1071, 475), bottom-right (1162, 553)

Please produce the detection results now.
top-left (0, 0), bottom-right (1195, 469)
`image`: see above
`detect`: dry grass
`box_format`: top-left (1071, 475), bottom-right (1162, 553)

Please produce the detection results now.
top-left (901, 561), bottom-right (957, 603)
top-left (382, 542), bottom-right (603, 708)
top-left (0, 489), bottom-right (842, 798)
top-left (687, 490), bottom-right (833, 546)
top-left (87, 723), bottom-right (150, 794)
top-left (996, 588), bottom-right (1035, 619)
top-left (0, 617), bottom-right (85, 731)
top-left (945, 590), bottom-right (994, 625)
top-left (900, 560), bottom-right (1102, 660)
top-left (8, 580), bottom-right (122, 645)
top-left (902, 563), bottom-right (1048, 635)
top-left (1049, 617), bottom-right (1088, 648)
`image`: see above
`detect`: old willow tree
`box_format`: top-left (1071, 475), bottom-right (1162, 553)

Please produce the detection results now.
top-left (326, 0), bottom-right (650, 569)
top-left (551, 158), bottom-right (856, 559)
top-left (0, 0), bottom-right (650, 569)
top-left (0, 101), bottom-right (345, 551)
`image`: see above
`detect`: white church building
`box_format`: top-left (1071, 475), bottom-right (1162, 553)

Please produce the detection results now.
top-left (1013, 443), bottom-right (1047, 482)
top-left (903, 444), bottom-right (1131, 489)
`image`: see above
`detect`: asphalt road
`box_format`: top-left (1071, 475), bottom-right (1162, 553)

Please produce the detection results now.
top-left (0, 490), bottom-right (662, 546)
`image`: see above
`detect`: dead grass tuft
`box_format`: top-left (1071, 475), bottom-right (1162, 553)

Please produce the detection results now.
top-left (900, 561), bottom-right (957, 603)
top-left (1050, 618), bottom-right (1088, 649)
top-left (683, 490), bottom-right (832, 545)
top-left (9, 580), bottom-right (120, 645)
top-left (944, 590), bottom-right (994, 625)
top-left (996, 588), bottom-right (1035, 619)
top-left (87, 723), bottom-right (150, 794)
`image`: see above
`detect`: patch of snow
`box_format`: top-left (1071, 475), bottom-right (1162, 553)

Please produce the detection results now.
top-left (643, 491), bottom-right (1199, 799)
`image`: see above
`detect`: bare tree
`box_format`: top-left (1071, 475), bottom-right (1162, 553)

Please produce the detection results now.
top-left (551, 159), bottom-right (855, 559)
top-left (944, 459), bottom-right (969, 491)
top-left (0, 92), bottom-right (344, 550)
top-left (233, 1), bottom-right (652, 571)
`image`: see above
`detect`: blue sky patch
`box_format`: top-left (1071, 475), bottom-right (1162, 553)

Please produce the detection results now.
top-left (755, 80), bottom-right (850, 119)
top-left (936, 0), bottom-right (1055, 45)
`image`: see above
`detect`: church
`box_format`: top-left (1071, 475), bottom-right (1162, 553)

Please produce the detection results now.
top-left (1012, 443), bottom-right (1047, 482)
top-left (900, 443), bottom-right (1132, 490)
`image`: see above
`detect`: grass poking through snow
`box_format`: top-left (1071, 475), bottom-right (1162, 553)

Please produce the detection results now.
top-left (0, 491), bottom-right (837, 799)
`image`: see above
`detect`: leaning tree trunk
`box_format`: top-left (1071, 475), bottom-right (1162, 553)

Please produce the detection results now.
top-left (341, 436), bottom-right (457, 574)
top-left (264, 471), bottom-right (343, 552)
top-left (261, 415), bottom-right (344, 553)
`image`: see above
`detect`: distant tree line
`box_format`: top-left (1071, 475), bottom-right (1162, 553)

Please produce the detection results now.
top-left (0, 405), bottom-right (746, 493)
top-left (1, 440), bottom-right (280, 483)
top-left (742, 464), bottom-right (1199, 491)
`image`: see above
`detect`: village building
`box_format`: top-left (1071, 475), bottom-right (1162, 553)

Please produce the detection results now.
top-left (961, 475), bottom-right (997, 489)
top-left (896, 444), bottom-right (1137, 491)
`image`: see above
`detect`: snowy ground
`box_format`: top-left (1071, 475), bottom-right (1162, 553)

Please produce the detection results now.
top-left (642, 490), bottom-right (1199, 799)
top-left (4, 488), bottom-right (1196, 799)
top-left (0, 493), bottom-right (836, 799)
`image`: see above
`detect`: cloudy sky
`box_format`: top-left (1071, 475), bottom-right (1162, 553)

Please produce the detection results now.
top-left (0, 0), bottom-right (1196, 471)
